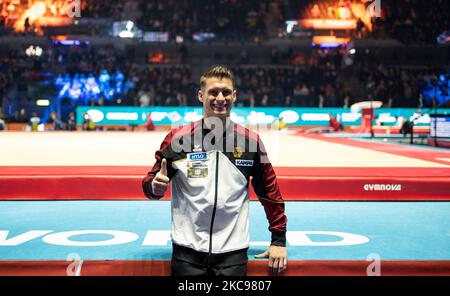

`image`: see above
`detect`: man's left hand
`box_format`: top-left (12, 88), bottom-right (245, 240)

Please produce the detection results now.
top-left (255, 245), bottom-right (287, 275)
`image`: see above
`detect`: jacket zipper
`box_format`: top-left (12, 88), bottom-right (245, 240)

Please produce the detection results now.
top-left (208, 151), bottom-right (220, 263)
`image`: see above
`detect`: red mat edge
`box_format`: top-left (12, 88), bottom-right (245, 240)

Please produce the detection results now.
top-left (0, 260), bottom-right (449, 276)
top-left (1, 166), bottom-right (450, 177)
top-left (1, 175), bottom-right (449, 201)
top-left (297, 133), bottom-right (450, 166)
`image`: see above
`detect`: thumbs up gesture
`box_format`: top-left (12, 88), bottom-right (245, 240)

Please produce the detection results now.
top-left (152, 158), bottom-right (170, 197)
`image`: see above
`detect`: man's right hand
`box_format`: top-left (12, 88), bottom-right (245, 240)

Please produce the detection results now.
top-left (151, 158), bottom-right (170, 197)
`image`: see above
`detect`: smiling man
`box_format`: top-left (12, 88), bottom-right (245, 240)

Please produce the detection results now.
top-left (142, 66), bottom-right (287, 276)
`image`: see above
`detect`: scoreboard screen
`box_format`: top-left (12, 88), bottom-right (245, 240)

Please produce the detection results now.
top-left (430, 114), bottom-right (450, 138)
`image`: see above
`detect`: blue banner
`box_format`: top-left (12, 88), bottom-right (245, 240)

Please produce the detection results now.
top-left (76, 106), bottom-right (450, 126)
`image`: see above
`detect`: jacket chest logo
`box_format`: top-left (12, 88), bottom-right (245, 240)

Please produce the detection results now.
top-left (187, 166), bottom-right (208, 178)
top-left (187, 152), bottom-right (209, 178)
top-left (233, 146), bottom-right (244, 158)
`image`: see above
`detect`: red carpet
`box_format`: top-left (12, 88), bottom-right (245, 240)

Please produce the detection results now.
top-left (0, 165), bottom-right (449, 201)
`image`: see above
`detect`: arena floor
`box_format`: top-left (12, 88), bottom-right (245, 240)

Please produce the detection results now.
top-left (0, 130), bottom-right (448, 167)
top-left (0, 130), bottom-right (449, 275)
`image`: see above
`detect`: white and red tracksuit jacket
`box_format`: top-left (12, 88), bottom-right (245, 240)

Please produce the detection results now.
top-left (142, 119), bottom-right (287, 255)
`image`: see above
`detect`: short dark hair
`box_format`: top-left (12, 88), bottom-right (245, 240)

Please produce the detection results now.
top-left (200, 66), bottom-right (235, 89)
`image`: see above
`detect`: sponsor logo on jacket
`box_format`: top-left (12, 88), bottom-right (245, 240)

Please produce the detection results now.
top-left (235, 159), bottom-right (253, 166)
top-left (187, 152), bottom-right (208, 161)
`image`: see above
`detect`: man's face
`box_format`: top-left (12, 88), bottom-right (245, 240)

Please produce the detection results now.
top-left (198, 77), bottom-right (236, 120)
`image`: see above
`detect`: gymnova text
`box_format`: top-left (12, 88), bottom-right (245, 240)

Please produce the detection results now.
top-left (0, 230), bottom-right (369, 247)
top-left (363, 184), bottom-right (402, 191)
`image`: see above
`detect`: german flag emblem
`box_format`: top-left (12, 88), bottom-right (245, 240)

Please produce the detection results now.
top-left (233, 146), bottom-right (244, 158)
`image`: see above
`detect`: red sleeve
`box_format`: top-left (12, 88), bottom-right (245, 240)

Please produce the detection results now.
top-left (251, 136), bottom-right (287, 245)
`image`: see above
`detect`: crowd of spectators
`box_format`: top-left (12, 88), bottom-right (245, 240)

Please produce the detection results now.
top-left (0, 52), bottom-right (24, 109)
top-left (76, 43), bottom-right (449, 109)
top-left (47, 44), bottom-right (195, 107)
top-left (0, 59), bottom-right (10, 105)
top-left (81, 0), bottom-right (449, 45)
top-left (2, 43), bottom-right (446, 124)
top-left (53, 44), bottom-right (127, 75)
top-left (230, 63), bottom-right (441, 109)
top-left (0, 0), bottom-right (285, 42)
top-left (377, 0), bottom-right (449, 45)
top-left (298, 0), bottom-right (449, 45)
top-left (1, 0), bottom-right (448, 44)
top-left (130, 66), bottom-right (196, 107)
top-left (69, 0), bottom-right (284, 41)
top-left (82, 0), bottom-right (123, 19)
top-left (137, 0), bottom-right (284, 42)
top-left (1, 0), bottom-right (448, 124)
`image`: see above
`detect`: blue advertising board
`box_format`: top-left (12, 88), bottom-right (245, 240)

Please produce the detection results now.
top-left (76, 106), bottom-right (449, 127)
